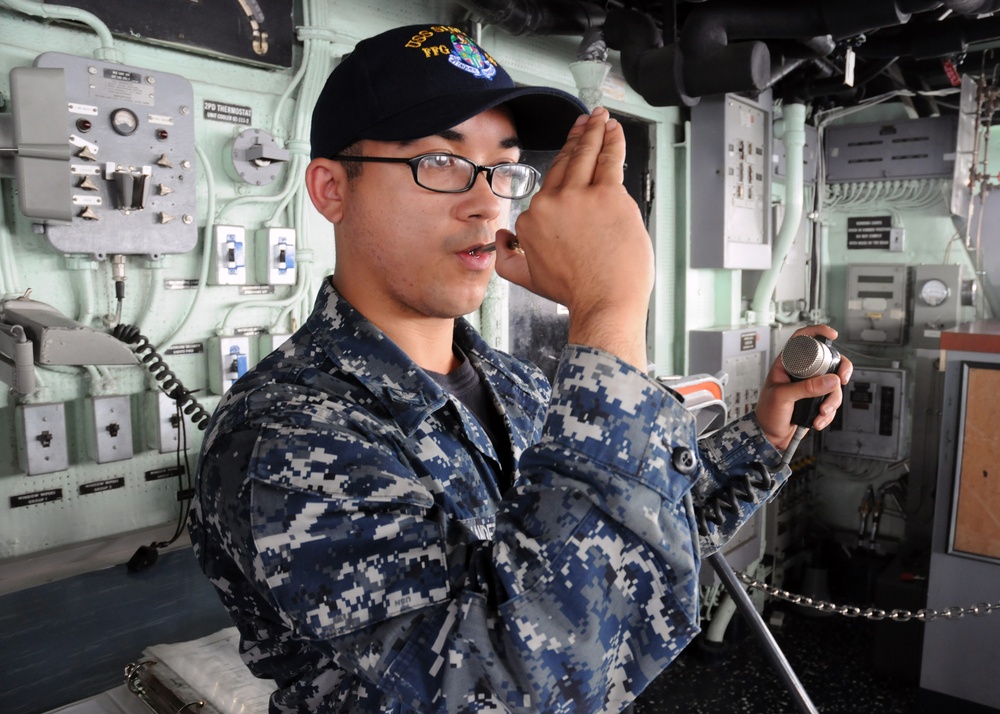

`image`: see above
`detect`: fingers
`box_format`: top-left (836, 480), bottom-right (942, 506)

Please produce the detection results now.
top-left (543, 107), bottom-right (624, 189)
top-left (542, 112), bottom-right (591, 187)
top-left (836, 354), bottom-right (854, 385)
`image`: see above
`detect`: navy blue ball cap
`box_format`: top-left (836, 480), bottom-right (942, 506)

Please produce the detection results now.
top-left (309, 24), bottom-right (589, 160)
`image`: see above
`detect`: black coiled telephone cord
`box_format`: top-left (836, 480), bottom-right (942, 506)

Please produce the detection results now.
top-left (111, 324), bottom-right (211, 431)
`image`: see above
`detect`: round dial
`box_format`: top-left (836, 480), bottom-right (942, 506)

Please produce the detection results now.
top-left (110, 108), bottom-right (139, 136)
top-left (919, 278), bottom-right (950, 307)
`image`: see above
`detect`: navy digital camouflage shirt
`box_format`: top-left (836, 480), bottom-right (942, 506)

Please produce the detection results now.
top-left (189, 279), bottom-right (788, 713)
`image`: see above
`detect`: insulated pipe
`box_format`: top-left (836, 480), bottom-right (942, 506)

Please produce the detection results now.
top-left (753, 104), bottom-right (807, 327)
top-left (680, 0), bottom-right (910, 52)
top-left (603, 8), bottom-right (698, 106)
top-left (854, 14), bottom-right (1000, 58)
top-left (0, 0), bottom-right (122, 62)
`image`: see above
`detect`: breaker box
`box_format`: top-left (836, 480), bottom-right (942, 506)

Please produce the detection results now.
top-left (823, 367), bottom-right (907, 461)
top-left (690, 92), bottom-right (773, 270)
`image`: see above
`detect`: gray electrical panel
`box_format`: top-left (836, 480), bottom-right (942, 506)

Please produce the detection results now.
top-left (845, 263), bottom-right (909, 344)
top-left (690, 93), bottom-right (772, 270)
top-left (823, 367), bottom-right (907, 461)
top-left (825, 116), bottom-right (958, 183)
top-left (31, 52), bottom-right (198, 257)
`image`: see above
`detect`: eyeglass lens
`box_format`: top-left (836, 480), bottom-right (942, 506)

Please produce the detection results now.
top-left (415, 155), bottom-right (536, 198)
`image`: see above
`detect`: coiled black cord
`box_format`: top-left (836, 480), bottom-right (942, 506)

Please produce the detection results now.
top-left (695, 462), bottom-right (773, 537)
top-left (111, 324), bottom-right (211, 430)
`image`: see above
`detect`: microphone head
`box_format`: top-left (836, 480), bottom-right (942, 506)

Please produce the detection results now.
top-left (781, 335), bottom-right (841, 380)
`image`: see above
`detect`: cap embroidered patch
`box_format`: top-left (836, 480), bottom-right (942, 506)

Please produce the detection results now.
top-left (447, 33), bottom-right (497, 80)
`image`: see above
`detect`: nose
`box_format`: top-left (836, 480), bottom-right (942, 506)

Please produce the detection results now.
top-left (459, 168), bottom-right (504, 221)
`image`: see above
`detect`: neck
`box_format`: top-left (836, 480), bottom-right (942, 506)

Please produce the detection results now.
top-left (333, 275), bottom-right (459, 374)
top-left (386, 318), bottom-right (459, 374)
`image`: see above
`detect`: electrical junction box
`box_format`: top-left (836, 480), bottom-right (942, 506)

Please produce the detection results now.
top-left (689, 326), bottom-right (770, 423)
top-left (87, 395), bottom-right (133, 463)
top-left (690, 92), bottom-right (772, 270)
top-left (212, 225), bottom-right (247, 285)
top-left (823, 367), bottom-right (907, 461)
top-left (31, 52), bottom-right (198, 257)
top-left (207, 335), bottom-right (251, 395)
top-left (16, 402), bottom-right (69, 475)
top-left (909, 264), bottom-right (975, 349)
top-left (845, 263), bottom-right (908, 344)
top-left (824, 115), bottom-right (958, 183)
top-left (256, 228), bottom-right (296, 285)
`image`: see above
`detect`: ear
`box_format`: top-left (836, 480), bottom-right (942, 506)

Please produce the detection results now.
top-left (305, 158), bottom-right (349, 224)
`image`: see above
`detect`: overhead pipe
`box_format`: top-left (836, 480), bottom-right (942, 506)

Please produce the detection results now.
top-left (854, 14), bottom-right (1000, 58)
top-left (784, 57), bottom-right (899, 103)
top-left (465, 0), bottom-right (935, 106)
top-left (602, 8), bottom-right (698, 106)
top-left (752, 104), bottom-right (807, 327)
top-left (604, 0), bottom-right (916, 106)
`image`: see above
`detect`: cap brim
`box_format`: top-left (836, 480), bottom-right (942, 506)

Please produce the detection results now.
top-left (358, 86), bottom-right (588, 152)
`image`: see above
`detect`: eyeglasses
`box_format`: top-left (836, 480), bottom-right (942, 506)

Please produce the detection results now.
top-left (329, 152), bottom-right (541, 200)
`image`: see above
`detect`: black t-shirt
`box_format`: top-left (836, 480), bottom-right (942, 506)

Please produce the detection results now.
top-left (426, 348), bottom-right (514, 491)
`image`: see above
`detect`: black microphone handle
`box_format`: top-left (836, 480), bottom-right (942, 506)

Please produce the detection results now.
top-left (790, 392), bottom-right (823, 428)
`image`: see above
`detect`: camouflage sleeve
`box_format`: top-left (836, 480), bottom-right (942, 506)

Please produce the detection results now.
top-left (695, 413), bottom-right (791, 555)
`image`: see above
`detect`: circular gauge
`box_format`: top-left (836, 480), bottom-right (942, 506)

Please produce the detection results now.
top-left (110, 108), bottom-right (139, 136)
top-left (919, 278), bottom-right (950, 307)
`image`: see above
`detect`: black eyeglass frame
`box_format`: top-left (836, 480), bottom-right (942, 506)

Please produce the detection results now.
top-left (329, 153), bottom-right (541, 199)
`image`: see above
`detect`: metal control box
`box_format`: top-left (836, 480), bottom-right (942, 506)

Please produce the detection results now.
top-left (690, 93), bottom-right (772, 269)
top-left (33, 52), bottom-right (198, 257)
top-left (845, 263), bottom-right (909, 344)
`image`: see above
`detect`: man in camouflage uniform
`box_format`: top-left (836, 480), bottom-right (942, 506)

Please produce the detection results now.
top-left (189, 23), bottom-right (850, 714)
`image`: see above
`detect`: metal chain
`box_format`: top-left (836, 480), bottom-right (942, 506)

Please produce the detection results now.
top-left (737, 573), bottom-right (1000, 622)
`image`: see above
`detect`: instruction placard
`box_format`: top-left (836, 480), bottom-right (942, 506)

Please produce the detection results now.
top-left (847, 216), bottom-right (892, 249)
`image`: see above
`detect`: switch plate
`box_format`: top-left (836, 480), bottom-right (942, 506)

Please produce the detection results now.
top-left (207, 335), bottom-right (251, 395)
top-left (212, 225), bottom-right (247, 285)
top-left (89, 395), bottom-right (134, 463)
top-left (17, 403), bottom-right (69, 475)
top-left (256, 227), bottom-right (296, 285)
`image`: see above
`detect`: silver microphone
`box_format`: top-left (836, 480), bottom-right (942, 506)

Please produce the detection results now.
top-left (780, 334), bottom-right (841, 427)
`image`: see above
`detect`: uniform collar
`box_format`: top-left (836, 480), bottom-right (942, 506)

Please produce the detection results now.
top-left (305, 279), bottom-right (538, 436)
